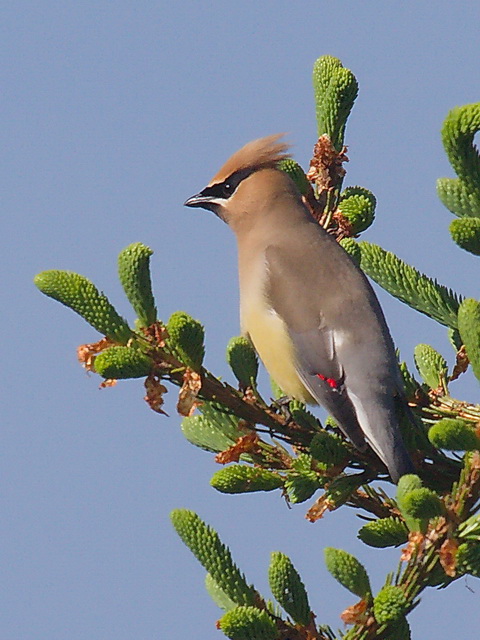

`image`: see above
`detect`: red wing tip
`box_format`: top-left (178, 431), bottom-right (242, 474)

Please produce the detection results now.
top-left (316, 373), bottom-right (339, 389)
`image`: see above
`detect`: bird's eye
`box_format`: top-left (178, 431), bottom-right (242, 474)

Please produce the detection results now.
top-left (222, 182), bottom-right (233, 196)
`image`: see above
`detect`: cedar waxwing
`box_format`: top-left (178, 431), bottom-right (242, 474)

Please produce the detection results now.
top-left (185, 135), bottom-right (414, 483)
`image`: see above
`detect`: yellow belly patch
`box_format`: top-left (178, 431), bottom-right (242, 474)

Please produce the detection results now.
top-left (242, 304), bottom-right (316, 404)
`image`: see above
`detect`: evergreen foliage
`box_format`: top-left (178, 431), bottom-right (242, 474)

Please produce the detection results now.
top-left (35, 270), bottom-right (132, 343)
top-left (268, 552), bottom-right (312, 625)
top-left (117, 242), bottom-right (157, 328)
top-left (94, 345), bottom-right (153, 379)
top-left (34, 55), bottom-right (480, 638)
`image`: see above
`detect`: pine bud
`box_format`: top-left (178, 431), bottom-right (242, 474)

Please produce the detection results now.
top-left (312, 56), bottom-right (358, 148)
top-left (94, 346), bottom-right (152, 379)
top-left (181, 412), bottom-right (242, 454)
top-left (167, 311), bottom-right (205, 371)
top-left (268, 552), bottom-right (311, 626)
top-left (413, 343), bottom-right (447, 390)
top-left (324, 547), bottom-right (371, 598)
top-left (117, 242), bottom-right (157, 327)
top-left (226, 336), bottom-right (258, 387)
top-left (399, 488), bottom-right (443, 521)
top-left (396, 474), bottom-right (423, 500)
top-left (396, 474), bottom-right (424, 532)
top-left (210, 466), bottom-right (283, 494)
top-left (358, 518), bottom-right (409, 548)
top-left (219, 606), bottom-right (277, 640)
top-left (373, 585), bottom-right (408, 624)
top-left (458, 298), bottom-right (480, 382)
top-left (34, 270), bottom-right (132, 343)
top-left (292, 453), bottom-right (315, 472)
top-left (428, 417), bottom-right (480, 451)
top-left (170, 509), bottom-right (258, 606)
top-left (277, 159), bottom-right (311, 196)
top-left (437, 177), bottom-right (480, 217)
top-left (442, 103), bottom-right (480, 195)
top-left (338, 186), bottom-right (376, 234)
top-left (450, 217), bottom-right (480, 256)
top-left (339, 237), bottom-right (361, 266)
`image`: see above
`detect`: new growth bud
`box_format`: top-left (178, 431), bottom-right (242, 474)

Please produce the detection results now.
top-left (117, 242), bottom-right (157, 328)
top-left (226, 336), bottom-right (259, 388)
top-left (339, 237), bottom-right (361, 266)
top-left (437, 103), bottom-right (480, 217)
top-left (210, 466), bottom-right (283, 494)
top-left (312, 55), bottom-right (359, 149)
top-left (338, 186), bottom-right (376, 234)
top-left (396, 475), bottom-right (433, 532)
top-left (358, 242), bottom-right (461, 329)
top-left (413, 343), bottom-right (448, 391)
top-left (428, 418), bottom-right (480, 451)
top-left (373, 585), bottom-right (408, 624)
top-left (268, 552), bottom-right (311, 626)
top-left (167, 311), bottom-right (205, 371)
top-left (170, 509), bottom-right (258, 607)
top-left (324, 547), bottom-right (371, 598)
top-left (397, 476), bottom-right (443, 531)
top-left (358, 517), bottom-right (409, 548)
top-left (218, 606), bottom-right (277, 640)
top-left (34, 270), bottom-right (132, 343)
top-left (450, 218), bottom-right (480, 256)
top-left (94, 345), bottom-right (153, 379)
top-left (458, 298), bottom-right (480, 382)
top-left (277, 159), bottom-right (311, 196)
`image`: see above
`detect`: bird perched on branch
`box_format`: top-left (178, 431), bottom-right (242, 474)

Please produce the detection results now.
top-left (185, 135), bottom-right (414, 483)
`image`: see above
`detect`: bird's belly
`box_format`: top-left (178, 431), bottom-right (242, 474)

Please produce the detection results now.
top-left (241, 303), bottom-right (316, 404)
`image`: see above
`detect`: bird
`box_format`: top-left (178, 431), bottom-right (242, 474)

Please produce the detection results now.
top-left (184, 134), bottom-right (414, 483)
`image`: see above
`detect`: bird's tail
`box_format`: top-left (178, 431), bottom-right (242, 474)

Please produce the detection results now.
top-left (347, 391), bottom-right (415, 484)
top-left (378, 434), bottom-right (415, 484)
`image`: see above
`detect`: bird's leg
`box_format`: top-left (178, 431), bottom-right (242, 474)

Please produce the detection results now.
top-left (270, 395), bottom-right (295, 423)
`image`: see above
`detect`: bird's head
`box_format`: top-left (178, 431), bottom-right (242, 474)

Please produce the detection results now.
top-left (184, 135), bottom-right (297, 231)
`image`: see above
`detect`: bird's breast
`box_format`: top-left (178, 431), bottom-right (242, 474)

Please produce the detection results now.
top-left (240, 274), bottom-right (315, 404)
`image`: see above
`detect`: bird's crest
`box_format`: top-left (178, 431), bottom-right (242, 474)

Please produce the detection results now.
top-left (209, 134), bottom-right (291, 185)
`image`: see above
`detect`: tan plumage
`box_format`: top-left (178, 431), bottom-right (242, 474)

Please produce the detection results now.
top-left (185, 135), bottom-right (414, 482)
top-left (208, 134), bottom-right (290, 186)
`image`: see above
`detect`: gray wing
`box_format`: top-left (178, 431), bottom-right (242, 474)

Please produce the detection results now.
top-left (265, 244), bottom-right (367, 451)
top-left (265, 241), bottom-right (415, 482)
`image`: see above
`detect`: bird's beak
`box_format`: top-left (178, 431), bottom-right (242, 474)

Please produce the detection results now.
top-left (184, 192), bottom-right (214, 209)
top-left (184, 190), bottom-right (222, 215)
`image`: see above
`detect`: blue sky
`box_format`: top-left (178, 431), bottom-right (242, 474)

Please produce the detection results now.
top-left (3, 2), bottom-right (480, 638)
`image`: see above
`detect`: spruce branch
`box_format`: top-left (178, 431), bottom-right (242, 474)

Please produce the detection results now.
top-left (34, 53), bottom-right (480, 638)
top-left (358, 241), bottom-right (462, 328)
